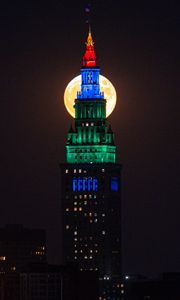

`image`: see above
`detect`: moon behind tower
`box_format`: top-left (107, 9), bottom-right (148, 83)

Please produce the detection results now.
top-left (64, 75), bottom-right (117, 118)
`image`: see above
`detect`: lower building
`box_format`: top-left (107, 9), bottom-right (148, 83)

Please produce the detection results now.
top-left (60, 163), bottom-right (122, 299)
top-left (20, 263), bottom-right (98, 300)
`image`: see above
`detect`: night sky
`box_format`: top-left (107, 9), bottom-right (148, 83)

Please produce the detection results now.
top-left (0, 0), bottom-right (179, 276)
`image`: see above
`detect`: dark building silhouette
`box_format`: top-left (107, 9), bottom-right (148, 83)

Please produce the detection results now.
top-left (0, 224), bottom-right (46, 272)
top-left (0, 224), bottom-right (46, 300)
top-left (60, 28), bottom-right (122, 299)
top-left (121, 273), bottom-right (180, 300)
top-left (0, 225), bottom-right (98, 300)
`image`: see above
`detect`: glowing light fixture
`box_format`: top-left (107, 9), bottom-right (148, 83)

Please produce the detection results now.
top-left (64, 75), bottom-right (117, 118)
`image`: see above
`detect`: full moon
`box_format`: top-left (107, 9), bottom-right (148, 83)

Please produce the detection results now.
top-left (64, 75), bottom-right (117, 118)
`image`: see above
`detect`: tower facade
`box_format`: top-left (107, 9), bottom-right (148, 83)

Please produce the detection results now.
top-left (60, 28), bottom-right (122, 299)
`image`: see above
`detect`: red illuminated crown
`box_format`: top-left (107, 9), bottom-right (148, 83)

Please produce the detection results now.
top-left (82, 26), bottom-right (96, 67)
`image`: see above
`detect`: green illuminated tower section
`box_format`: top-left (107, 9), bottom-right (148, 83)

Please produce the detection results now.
top-left (66, 28), bottom-right (116, 164)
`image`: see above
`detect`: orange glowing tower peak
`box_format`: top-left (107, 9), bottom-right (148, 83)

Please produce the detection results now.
top-left (83, 26), bottom-right (97, 67)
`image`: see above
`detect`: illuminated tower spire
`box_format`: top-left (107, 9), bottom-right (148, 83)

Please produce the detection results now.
top-left (83, 25), bottom-right (96, 67)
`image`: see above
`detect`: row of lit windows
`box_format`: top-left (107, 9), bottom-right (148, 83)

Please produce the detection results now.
top-left (74, 249), bottom-right (98, 254)
top-left (66, 207), bottom-right (100, 213)
top-left (35, 251), bottom-right (45, 256)
top-left (81, 122), bottom-right (94, 127)
top-left (74, 207), bottom-right (82, 211)
top-left (74, 243), bottom-right (98, 248)
top-left (65, 168), bottom-right (105, 174)
top-left (72, 231), bottom-right (105, 239)
top-left (74, 255), bottom-right (94, 260)
top-left (73, 236), bottom-right (94, 242)
top-left (65, 210), bottom-right (105, 218)
top-left (74, 194), bottom-right (97, 199)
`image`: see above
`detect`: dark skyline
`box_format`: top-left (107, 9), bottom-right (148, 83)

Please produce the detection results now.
top-left (0, 0), bottom-right (179, 276)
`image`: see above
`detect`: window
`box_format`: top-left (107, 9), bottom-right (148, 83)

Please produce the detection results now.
top-left (72, 177), bottom-right (98, 192)
top-left (111, 177), bottom-right (119, 191)
top-left (65, 169), bottom-right (69, 173)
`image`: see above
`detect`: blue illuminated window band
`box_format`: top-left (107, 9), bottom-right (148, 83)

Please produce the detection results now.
top-left (111, 177), bottom-right (119, 191)
top-left (73, 177), bottom-right (98, 192)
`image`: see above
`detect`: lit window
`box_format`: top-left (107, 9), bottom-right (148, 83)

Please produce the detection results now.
top-left (91, 122), bottom-right (94, 126)
top-left (111, 177), bottom-right (119, 191)
top-left (74, 250), bottom-right (77, 253)
top-left (102, 231), bottom-right (106, 235)
top-left (102, 213), bottom-right (105, 217)
top-left (86, 123), bottom-right (89, 126)
top-left (74, 238), bottom-right (77, 241)
top-left (0, 256), bottom-right (6, 261)
top-left (65, 169), bottom-right (69, 173)
top-left (74, 207), bottom-right (77, 211)
top-left (74, 256), bottom-right (77, 260)
top-left (65, 207), bottom-right (69, 212)
top-left (74, 169), bottom-right (77, 173)
top-left (79, 207), bottom-right (82, 211)
top-left (94, 219), bottom-right (98, 222)
top-left (74, 231), bottom-right (77, 235)
top-left (90, 250), bottom-right (93, 253)
top-left (84, 194), bottom-right (87, 199)
top-left (79, 195), bottom-right (82, 199)
top-left (74, 202), bottom-right (77, 205)
top-left (66, 225), bottom-right (70, 229)
top-left (102, 168), bottom-right (105, 172)
top-left (84, 201), bottom-right (87, 205)
top-left (79, 169), bottom-right (82, 173)
top-left (89, 256), bottom-right (93, 259)
top-left (84, 256), bottom-right (88, 259)
top-left (89, 213), bottom-right (92, 217)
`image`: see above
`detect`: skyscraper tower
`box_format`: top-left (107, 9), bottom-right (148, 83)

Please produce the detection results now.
top-left (60, 27), bottom-right (122, 299)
